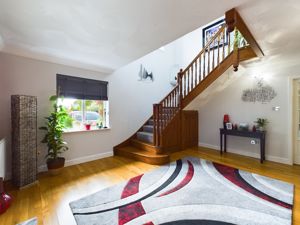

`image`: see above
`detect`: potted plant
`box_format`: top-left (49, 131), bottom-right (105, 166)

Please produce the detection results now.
top-left (84, 121), bottom-right (91, 130)
top-left (254, 118), bottom-right (268, 131)
top-left (39, 95), bottom-right (71, 175)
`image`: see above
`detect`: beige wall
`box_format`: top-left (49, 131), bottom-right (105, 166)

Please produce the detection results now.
top-left (0, 44), bottom-right (176, 178)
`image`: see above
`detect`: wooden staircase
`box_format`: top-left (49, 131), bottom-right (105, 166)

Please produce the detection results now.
top-left (114, 8), bottom-right (264, 165)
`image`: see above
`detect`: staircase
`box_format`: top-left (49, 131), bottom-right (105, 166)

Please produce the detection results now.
top-left (114, 8), bottom-right (264, 165)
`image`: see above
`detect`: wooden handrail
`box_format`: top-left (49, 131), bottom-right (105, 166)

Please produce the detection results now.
top-left (182, 24), bottom-right (226, 74)
top-left (225, 8), bottom-right (264, 57)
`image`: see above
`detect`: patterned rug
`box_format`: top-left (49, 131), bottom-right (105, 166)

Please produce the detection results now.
top-left (70, 157), bottom-right (294, 225)
top-left (17, 217), bottom-right (37, 225)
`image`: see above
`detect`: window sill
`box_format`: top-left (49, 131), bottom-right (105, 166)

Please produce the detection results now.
top-left (63, 127), bottom-right (111, 134)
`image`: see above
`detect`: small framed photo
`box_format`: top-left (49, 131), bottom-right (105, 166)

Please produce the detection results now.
top-left (226, 122), bottom-right (233, 130)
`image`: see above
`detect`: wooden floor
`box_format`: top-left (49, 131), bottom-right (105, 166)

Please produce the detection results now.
top-left (1, 147), bottom-right (300, 225)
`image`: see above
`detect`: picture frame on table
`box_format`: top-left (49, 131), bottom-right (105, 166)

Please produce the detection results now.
top-left (202, 19), bottom-right (228, 49)
top-left (226, 122), bottom-right (233, 130)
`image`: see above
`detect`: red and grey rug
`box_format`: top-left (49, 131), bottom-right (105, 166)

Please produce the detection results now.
top-left (70, 157), bottom-right (294, 225)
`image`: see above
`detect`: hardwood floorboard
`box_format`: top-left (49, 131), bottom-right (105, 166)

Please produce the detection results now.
top-left (1, 147), bottom-right (299, 225)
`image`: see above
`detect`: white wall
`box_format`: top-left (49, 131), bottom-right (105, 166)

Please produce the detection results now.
top-left (0, 42), bottom-right (176, 178)
top-left (192, 72), bottom-right (291, 164)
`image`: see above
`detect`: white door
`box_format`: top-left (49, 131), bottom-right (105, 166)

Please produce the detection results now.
top-left (293, 80), bottom-right (300, 164)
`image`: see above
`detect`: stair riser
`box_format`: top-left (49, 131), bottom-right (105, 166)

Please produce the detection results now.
top-left (136, 132), bottom-right (153, 144)
top-left (143, 126), bottom-right (153, 133)
top-left (114, 148), bottom-right (169, 165)
top-left (131, 140), bottom-right (157, 153)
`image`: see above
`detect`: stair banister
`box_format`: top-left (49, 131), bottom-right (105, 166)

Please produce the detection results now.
top-left (177, 69), bottom-right (183, 109)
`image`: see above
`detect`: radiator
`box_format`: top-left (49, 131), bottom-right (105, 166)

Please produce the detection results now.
top-left (0, 138), bottom-right (5, 179)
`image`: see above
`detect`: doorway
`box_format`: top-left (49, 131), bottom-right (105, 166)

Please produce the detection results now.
top-left (293, 79), bottom-right (300, 164)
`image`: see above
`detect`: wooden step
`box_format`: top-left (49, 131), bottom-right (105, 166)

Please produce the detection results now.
top-left (114, 146), bottom-right (170, 165)
top-left (131, 139), bottom-right (158, 153)
top-left (143, 125), bottom-right (154, 132)
top-left (136, 131), bottom-right (153, 144)
top-left (148, 119), bottom-right (154, 125)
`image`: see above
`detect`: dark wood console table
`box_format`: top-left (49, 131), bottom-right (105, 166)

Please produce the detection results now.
top-left (219, 128), bottom-right (266, 163)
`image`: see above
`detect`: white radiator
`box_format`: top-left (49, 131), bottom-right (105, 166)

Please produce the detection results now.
top-left (0, 138), bottom-right (5, 179)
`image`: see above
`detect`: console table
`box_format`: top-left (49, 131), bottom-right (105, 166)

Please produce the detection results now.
top-left (219, 128), bottom-right (266, 163)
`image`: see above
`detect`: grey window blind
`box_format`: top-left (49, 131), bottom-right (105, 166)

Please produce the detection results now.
top-left (56, 74), bottom-right (108, 100)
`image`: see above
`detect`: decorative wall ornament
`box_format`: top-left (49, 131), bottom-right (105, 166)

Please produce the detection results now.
top-left (138, 64), bottom-right (153, 82)
top-left (242, 77), bottom-right (277, 103)
top-left (169, 64), bottom-right (179, 86)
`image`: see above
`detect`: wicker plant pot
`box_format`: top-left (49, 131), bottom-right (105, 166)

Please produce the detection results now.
top-left (47, 157), bottom-right (65, 175)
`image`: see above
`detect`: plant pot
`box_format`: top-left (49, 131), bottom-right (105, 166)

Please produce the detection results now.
top-left (0, 192), bottom-right (12, 215)
top-left (85, 124), bottom-right (91, 130)
top-left (47, 157), bottom-right (65, 175)
top-left (0, 178), bottom-right (12, 215)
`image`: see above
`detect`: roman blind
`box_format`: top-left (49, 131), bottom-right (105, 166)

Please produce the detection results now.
top-left (56, 74), bottom-right (108, 100)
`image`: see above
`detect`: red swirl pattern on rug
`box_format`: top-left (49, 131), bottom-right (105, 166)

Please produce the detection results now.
top-left (213, 162), bottom-right (292, 209)
top-left (143, 222), bottom-right (155, 225)
top-left (119, 174), bottom-right (146, 225)
top-left (159, 160), bottom-right (194, 197)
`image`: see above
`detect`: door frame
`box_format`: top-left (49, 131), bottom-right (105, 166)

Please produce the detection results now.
top-left (288, 75), bottom-right (300, 164)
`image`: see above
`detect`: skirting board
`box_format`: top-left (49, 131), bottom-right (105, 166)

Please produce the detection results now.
top-left (199, 142), bottom-right (292, 165)
top-left (38, 151), bottom-right (114, 172)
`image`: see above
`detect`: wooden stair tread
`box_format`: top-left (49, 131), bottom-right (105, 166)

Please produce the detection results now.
top-left (118, 146), bottom-right (164, 157)
top-left (114, 146), bottom-right (170, 165)
top-left (131, 139), bottom-right (155, 148)
top-left (131, 139), bottom-right (161, 154)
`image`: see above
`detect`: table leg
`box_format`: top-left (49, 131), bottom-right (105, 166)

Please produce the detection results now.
top-left (260, 138), bottom-right (264, 163)
top-left (224, 134), bottom-right (227, 153)
top-left (0, 177), bottom-right (3, 193)
top-left (220, 133), bottom-right (223, 154)
top-left (262, 137), bottom-right (266, 162)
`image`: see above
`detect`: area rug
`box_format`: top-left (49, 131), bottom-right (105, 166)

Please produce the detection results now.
top-left (16, 217), bottom-right (37, 225)
top-left (70, 157), bottom-right (294, 225)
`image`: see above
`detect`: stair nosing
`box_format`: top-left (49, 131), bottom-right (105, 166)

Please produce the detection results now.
top-left (137, 131), bottom-right (153, 136)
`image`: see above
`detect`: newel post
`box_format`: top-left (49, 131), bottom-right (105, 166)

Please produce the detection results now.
top-left (177, 69), bottom-right (183, 109)
top-left (225, 8), bottom-right (237, 33)
top-left (233, 27), bottom-right (240, 72)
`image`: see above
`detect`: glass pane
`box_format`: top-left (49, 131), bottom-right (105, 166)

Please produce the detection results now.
top-left (84, 100), bottom-right (104, 127)
top-left (57, 98), bottom-right (84, 130)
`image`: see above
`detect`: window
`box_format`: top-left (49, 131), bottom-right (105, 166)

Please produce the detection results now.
top-left (56, 74), bottom-right (109, 132)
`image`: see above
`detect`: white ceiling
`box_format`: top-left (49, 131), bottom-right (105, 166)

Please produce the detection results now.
top-left (0, 0), bottom-right (299, 73)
